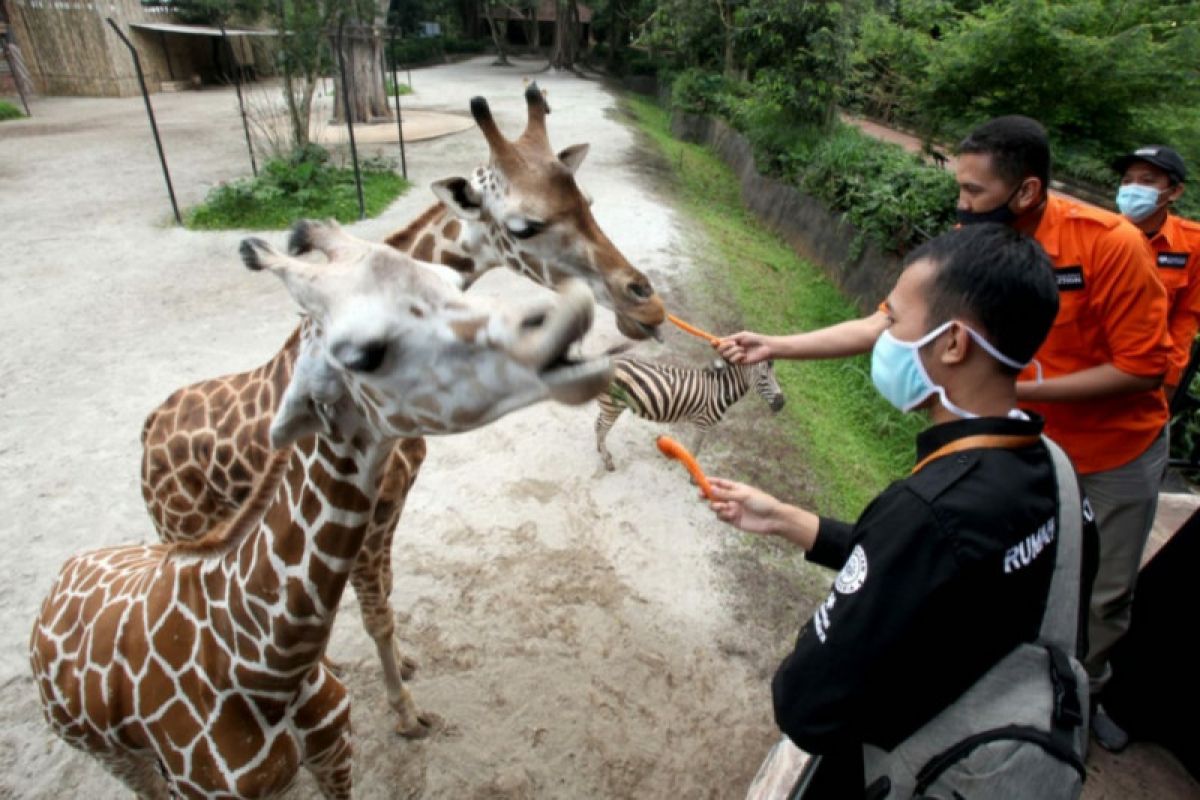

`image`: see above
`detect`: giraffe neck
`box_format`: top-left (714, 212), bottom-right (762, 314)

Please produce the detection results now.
top-left (384, 202), bottom-right (502, 286)
top-left (184, 431), bottom-right (386, 689)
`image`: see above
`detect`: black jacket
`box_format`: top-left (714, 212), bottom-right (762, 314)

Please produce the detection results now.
top-left (773, 415), bottom-right (1098, 758)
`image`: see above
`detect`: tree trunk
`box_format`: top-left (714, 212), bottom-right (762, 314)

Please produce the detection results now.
top-left (550, 0), bottom-right (576, 69)
top-left (332, 21), bottom-right (393, 124)
top-left (483, 2), bottom-right (511, 65)
top-left (605, 4), bottom-right (618, 73)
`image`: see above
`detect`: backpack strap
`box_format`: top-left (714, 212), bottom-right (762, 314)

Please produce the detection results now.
top-left (1039, 435), bottom-right (1082, 650)
top-left (1039, 435), bottom-right (1086, 734)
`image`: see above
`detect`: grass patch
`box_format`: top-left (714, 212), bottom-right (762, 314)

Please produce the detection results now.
top-left (0, 100), bottom-right (24, 121)
top-left (626, 94), bottom-right (923, 519)
top-left (385, 80), bottom-right (413, 97)
top-left (187, 148), bottom-right (410, 231)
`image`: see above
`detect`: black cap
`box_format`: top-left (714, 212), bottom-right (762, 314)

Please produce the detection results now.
top-left (1113, 145), bottom-right (1187, 184)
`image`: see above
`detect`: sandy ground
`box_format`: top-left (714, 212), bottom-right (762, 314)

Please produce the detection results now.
top-left (2, 56), bottom-right (1197, 800)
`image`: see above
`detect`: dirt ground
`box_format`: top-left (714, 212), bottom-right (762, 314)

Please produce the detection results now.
top-left (1, 57), bottom-right (1196, 800)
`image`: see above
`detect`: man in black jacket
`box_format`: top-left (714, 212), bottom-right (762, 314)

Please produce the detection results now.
top-left (709, 223), bottom-right (1097, 797)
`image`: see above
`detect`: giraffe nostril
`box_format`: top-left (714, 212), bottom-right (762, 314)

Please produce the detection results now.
top-left (627, 281), bottom-right (652, 301)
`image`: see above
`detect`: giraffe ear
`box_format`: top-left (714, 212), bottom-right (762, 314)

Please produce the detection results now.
top-left (558, 143), bottom-right (589, 174)
top-left (431, 177), bottom-right (483, 220)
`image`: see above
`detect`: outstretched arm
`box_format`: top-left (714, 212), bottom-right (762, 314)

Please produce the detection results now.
top-left (716, 311), bottom-right (889, 365)
top-left (707, 478), bottom-right (821, 550)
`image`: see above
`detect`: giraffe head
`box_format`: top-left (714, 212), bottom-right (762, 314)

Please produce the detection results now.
top-left (241, 220), bottom-right (612, 447)
top-left (430, 84), bottom-right (667, 341)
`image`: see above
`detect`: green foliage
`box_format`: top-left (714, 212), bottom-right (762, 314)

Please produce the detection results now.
top-left (795, 125), bottom-right (959, 254)
top-left (186, 146), bottom-right (410, 230)
top-left (733, 0), bottom-right (861, 129)
top-left (846, 0), bottom-right (1200, 213)
top-left (387, 36), bottom-right (444, 65)
top-left (627, 94), bottom-right (923, 518)
top-left (671, 70), bottom-right (957, 255)
top-left (384, 79), bottom-right (413, 96)
top-left (0, 101), bottom-right (24, 121)
top-left (670, 68), bottom-right (737, 115)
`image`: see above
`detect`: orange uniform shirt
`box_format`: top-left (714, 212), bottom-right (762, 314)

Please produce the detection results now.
top-left (1020, 195), bottom-right (1170, 474)
top-left (1147, 213), bottom-right (1200, 387)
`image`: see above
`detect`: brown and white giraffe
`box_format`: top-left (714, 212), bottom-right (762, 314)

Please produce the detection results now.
top-left (139, 85), bottom-right (664, 737)
top-left (31, 222), bottom-right (611, 800)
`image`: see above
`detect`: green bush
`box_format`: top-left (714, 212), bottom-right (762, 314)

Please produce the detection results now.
top-left (845, 0), bottom-right (1200, 221)
top-left (187, 146), bottom-right (410, 230)
top-left (384, 79), bottom-right (413, 96)
top-left (671, 69), bottom-right (957, 255)
top-left (0, 100), bottom-right (24, 121)
top-left (387, 36), bottom-right (443, 65)
top-left (670, 68), bottom-right (737, 115)
top-left (794, 126), bottom-right (958, 255)
top-left (444, 36), bottom-right (487, 54)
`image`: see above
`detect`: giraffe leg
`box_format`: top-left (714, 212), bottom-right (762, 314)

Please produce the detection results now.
top-left (348, 442), bottom-right (437, 739)
top-left (298, 667), bottom-right (354, 800)
top-left (595, 404), bottom-right (623, 471)
top-left (350, 554), bottom-right (435, 739)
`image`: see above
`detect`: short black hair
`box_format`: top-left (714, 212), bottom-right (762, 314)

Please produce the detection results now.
top-left (957, 115), bottom-right (1051, 191)
top-left (906, 223), bottom-right (1058, 373)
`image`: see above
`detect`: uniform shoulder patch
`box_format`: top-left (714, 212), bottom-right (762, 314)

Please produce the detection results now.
top-left (835, 544), bottom-right (868, 595)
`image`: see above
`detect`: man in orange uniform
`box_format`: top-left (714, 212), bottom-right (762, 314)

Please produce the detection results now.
top-left (719, 116), bottom-right (1171, 753)
top-left (1113, 146), bottom-right (1200, 400)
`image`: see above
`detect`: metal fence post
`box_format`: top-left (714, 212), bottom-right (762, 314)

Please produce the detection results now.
top-left (334, 17), bottom-right (366, 220)
top-left (219, 22), bottom-right (258, 177)
top-left (105, 18), bottom-right (181, 226)
top-left (386, 25), bottom-right (408, 180)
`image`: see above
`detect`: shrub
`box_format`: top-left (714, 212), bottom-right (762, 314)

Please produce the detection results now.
top-left (0, 100), bottom-right (23, 121)
top-left (670, 70), bottom-right (957, 256)
top-left (187, 146), bottom-right (409, 230)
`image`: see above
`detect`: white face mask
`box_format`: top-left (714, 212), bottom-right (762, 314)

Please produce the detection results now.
top-left (871, 320), bottom-right (1041, 418)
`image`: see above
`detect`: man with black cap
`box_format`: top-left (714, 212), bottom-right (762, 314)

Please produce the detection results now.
top-left (1114, 145), bottom-right (1200, 400)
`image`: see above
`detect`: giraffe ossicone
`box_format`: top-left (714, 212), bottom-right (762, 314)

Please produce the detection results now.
top-left (30, 223), bottom-right (611, 799)
top-left (428, 83), bottom-right (667, 340)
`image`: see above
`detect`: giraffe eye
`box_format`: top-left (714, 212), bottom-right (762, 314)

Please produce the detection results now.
top-left (508, 219), bottom-right (547, 240)
top-left (341, 341), bottom-right (388, 373)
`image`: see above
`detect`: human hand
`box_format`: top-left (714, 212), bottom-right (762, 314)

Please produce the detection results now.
top-left (706, 477), bottom-right (785, 536)
top-left (715, 332), bottom-right (772, 365)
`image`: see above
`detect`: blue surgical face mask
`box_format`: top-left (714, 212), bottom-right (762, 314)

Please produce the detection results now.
top-left (1116, 184), bottom-right (1165, 222)
top-left (871, 321), bottom-right (1039, 418)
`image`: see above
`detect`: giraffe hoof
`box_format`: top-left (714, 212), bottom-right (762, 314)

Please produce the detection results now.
top-left (396, 712), bottom-right (443, 740)
top-left (400, 655), bottom-right (419, 681)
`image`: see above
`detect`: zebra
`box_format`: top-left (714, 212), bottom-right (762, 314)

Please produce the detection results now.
top-left (595, 355), bottom-right (786, 471)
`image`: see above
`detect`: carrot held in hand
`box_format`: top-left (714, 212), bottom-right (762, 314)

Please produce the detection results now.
top-left (667, 314), bottom-right (721, 347)
top-left (656, 435), bottom-right (713, 499)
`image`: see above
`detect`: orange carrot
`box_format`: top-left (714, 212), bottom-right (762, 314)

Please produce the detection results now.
top-left (656, 435), bottom-right (713, 498)
top-left (667, 313), bottom-right (721, 347)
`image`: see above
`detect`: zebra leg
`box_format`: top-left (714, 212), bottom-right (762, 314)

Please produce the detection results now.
top-left (688, 424), bottom-right (711, 461)
top-left (595, 403), bottom-right (624, 471)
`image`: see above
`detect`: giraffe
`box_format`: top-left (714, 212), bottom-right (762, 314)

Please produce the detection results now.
top-left (30, 222), bottom-right (611, 800)
top-left (139, 84), bottom-right (664, 737)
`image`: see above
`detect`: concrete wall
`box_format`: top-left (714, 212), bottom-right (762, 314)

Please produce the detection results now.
top-left (670, 111), bottom-right (902, 315)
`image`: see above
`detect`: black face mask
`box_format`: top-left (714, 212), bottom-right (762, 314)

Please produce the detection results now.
top-left (956, 183), bottom-right (1023, 226)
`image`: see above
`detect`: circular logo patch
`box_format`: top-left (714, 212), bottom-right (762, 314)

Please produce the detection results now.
top-left (835, 545), bottom-right (868, 595)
